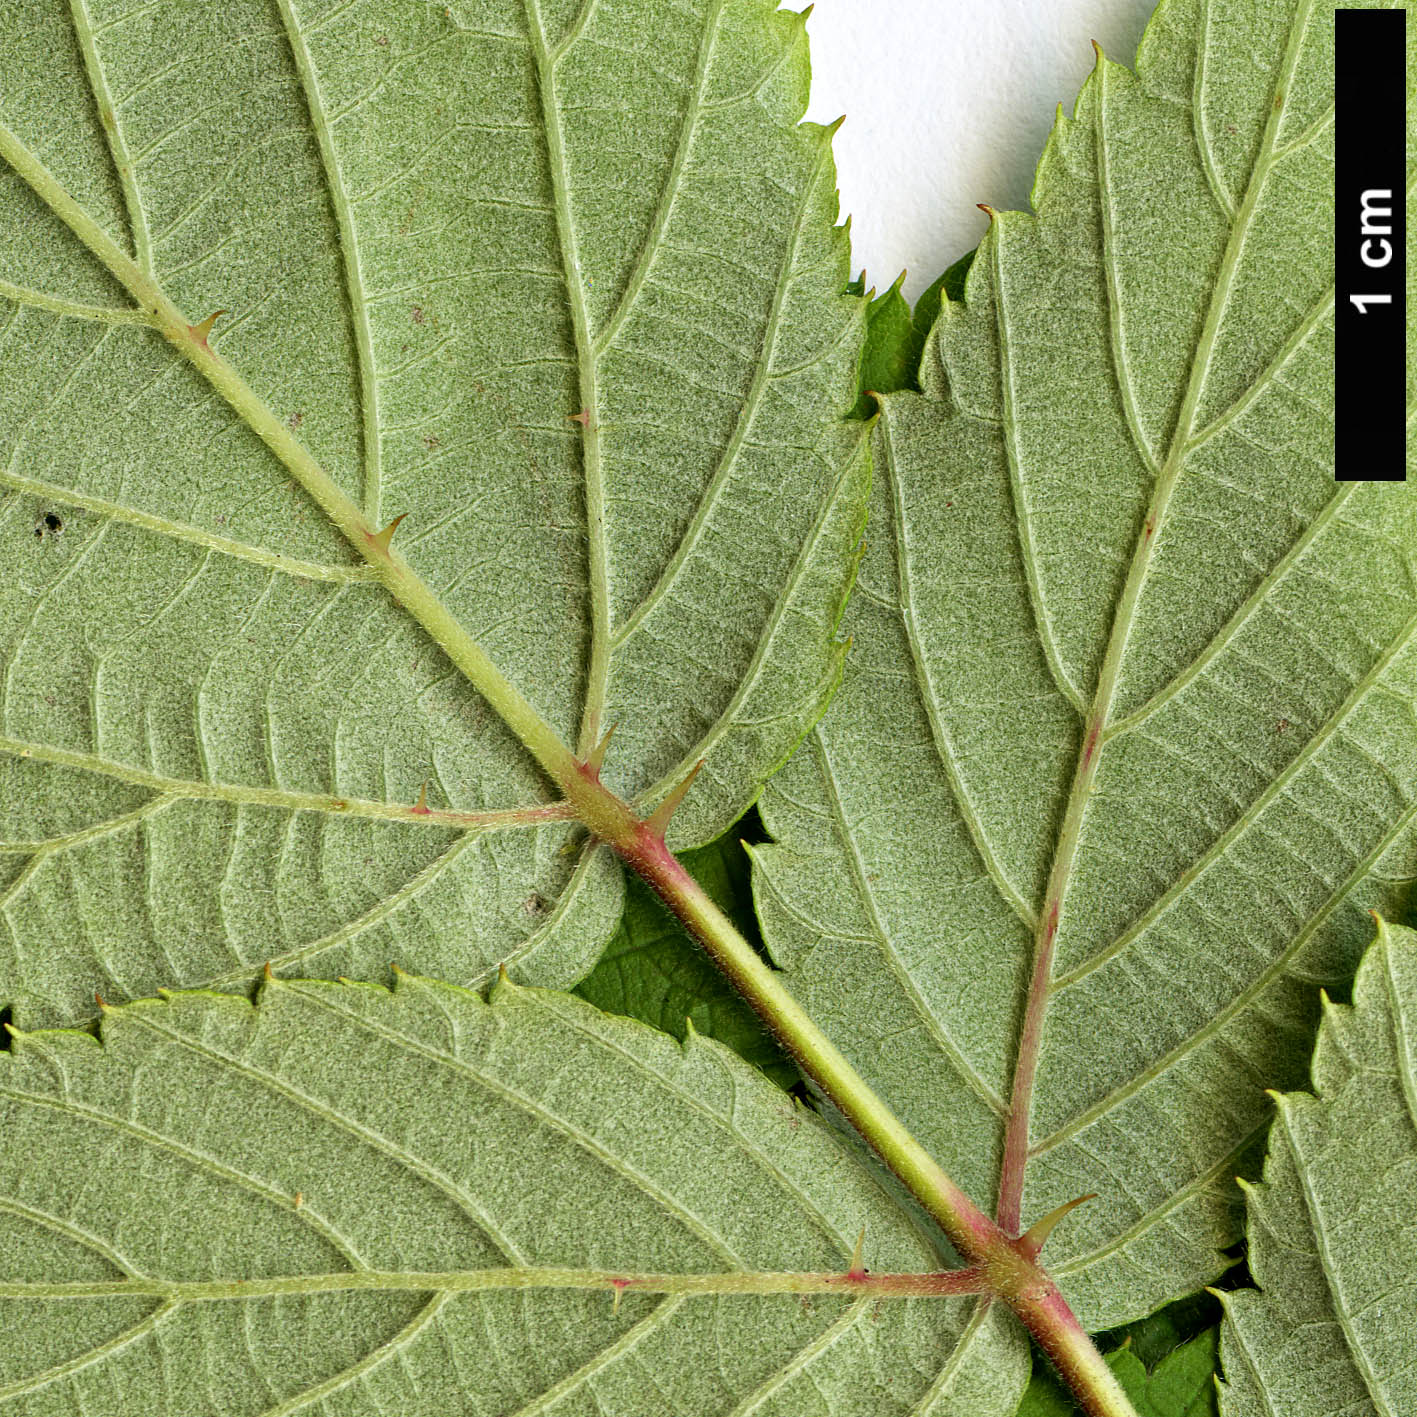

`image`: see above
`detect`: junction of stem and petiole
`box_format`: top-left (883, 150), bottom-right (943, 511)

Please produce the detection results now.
top-left (0, 121), bottom-right (1140, 1417)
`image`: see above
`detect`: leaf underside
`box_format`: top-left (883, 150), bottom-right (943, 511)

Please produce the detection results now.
top-left (0, 0), bottom-right (866, 1027)
top-left (0, 0), bottom-right (1412, 1410)
top-left (0, 976), bottom-right (1028, 1415)
top-left (1218, 921), bottom-right (1417, 1417)
top-left (754, 0), bottom-right (1416, 1332)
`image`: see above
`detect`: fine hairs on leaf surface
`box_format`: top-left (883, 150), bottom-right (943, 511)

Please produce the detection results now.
top-left (0, 0), bottom-right (867, 1025)
top-left (1217, 921), bottom-right (1417, 1416)
top-left (753, 0), bottom-right (1415, 1333)
top-left (0, 0), bottom-right (1411, 1415)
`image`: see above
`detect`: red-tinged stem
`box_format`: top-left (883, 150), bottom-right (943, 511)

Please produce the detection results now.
top-left (0, 121), bottom-right (1140, 1417)
top-left (0, 1265), bottom-right (989, 1303)
top-left (998, 709), bottom-right (1103, 1234)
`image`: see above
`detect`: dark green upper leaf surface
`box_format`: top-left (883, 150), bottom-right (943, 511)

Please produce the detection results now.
top-left (0, 0), bottom-right (867, 1025)
top-left (754, 0), bottom-right (1416, 1331)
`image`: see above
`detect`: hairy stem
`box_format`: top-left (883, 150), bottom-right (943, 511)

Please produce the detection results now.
top-left (0, 123), bottom-right (1138, 1417)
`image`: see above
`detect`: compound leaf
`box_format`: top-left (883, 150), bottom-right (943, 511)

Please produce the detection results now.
top-left (753, 0), bottom-right (1417, 1332)
top-left (1218, 919), bottom-right (1417, 1417)
top-left (0, 0), bottom-right (866, 1027)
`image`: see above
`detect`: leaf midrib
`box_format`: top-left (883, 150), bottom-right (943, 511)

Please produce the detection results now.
top-left (1274, 1094), bottom-right (1396, 1417)
top-left (1000, 0), bottom-right (1321, 1229)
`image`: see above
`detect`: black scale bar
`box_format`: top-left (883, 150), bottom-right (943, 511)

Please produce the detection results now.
top-left (1335, 8), bottom-right (1408, 481)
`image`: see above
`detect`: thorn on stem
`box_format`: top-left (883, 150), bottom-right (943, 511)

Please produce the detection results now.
top-left (847, 1224), bottom-right (867, 1280)
top-left (586, 721), bottom-right (617, 776)
top-left (94, 991), bottom-right (109, 1011)
top-left (412, 781), bottom-right (431, 815)
top-left (368, 513), bottom-right (407, 556)
top-left (293, 1192), bottom-right (304, 1209)
top-left (646, 760), bottom-right (705, 839)
top-left (977, 203), bottom-right (998, 221)
top-left (569, 408), bottom-right (591, 428)
top-left (609, 1277), bottom-right (631, 1315)
top-left (188, 309), bottom-right (226, 347)
top-left (1018, 1193), bottom-right (1096, 1261)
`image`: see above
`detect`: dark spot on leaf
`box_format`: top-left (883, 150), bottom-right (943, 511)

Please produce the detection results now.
top-left (34, 512), bottom-right (64, 540)
top-left (412, 306), bottom-right (425, 324)
top-left (522, 892), bottom-right (548, 918)
top-left (0, 1005), bottom-right (11, 1051)
top-left (44, 513), bottom-right (62, 533)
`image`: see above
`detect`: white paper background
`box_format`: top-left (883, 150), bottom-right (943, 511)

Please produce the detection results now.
top-left (801, 0), bottom-right (1159, 301)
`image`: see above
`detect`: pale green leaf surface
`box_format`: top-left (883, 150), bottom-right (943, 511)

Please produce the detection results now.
top-left (1218, 920), bottom-right (1417, 1417)
top-left (0, 975), bottom-right (1029, 1415)
top-left (754, 0), bottom-right (1417, 1330)
top-left (0, 0), bottom-right (866, 1026)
